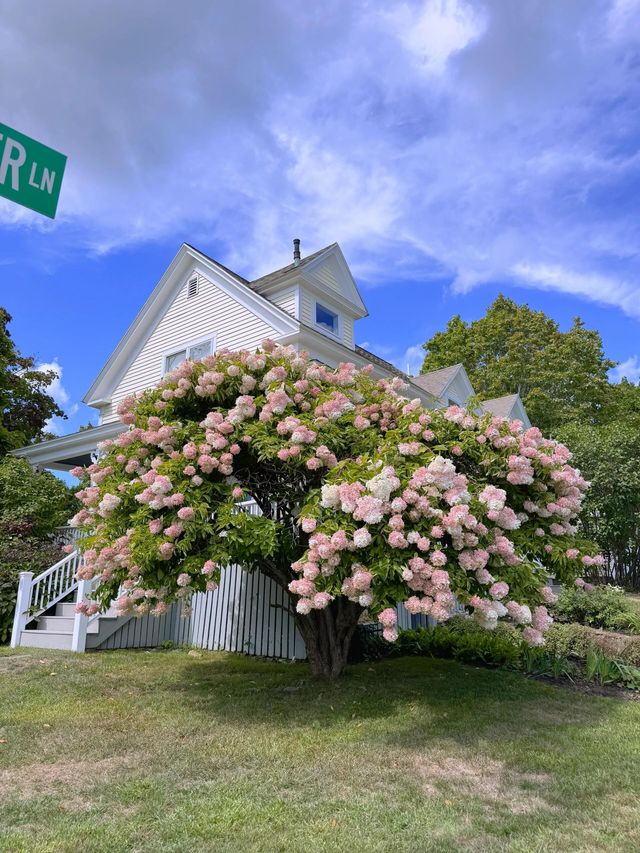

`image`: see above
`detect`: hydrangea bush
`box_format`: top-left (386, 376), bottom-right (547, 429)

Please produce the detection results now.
top-left (70, 341), bottom-right (603, 677)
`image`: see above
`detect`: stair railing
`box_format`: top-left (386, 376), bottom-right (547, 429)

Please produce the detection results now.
top-left (10, 548), bottom-right (83, 648)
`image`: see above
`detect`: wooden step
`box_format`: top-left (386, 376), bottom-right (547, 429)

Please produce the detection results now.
top-left (55, 603), bottom-right (78, 617)
top-left (19, 630), bottom-right (73, 651)
top-left (37, 615), bottom-right (99, 634)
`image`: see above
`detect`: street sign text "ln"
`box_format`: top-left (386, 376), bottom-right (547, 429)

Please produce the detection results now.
top-left (0, 122), bottom-right (67, 219)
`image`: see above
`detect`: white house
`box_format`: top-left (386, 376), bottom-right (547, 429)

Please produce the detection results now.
top-left (10, 240), bottom-right (528, 656)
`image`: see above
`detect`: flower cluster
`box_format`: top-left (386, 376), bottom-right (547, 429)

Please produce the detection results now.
top-left (70, 341), bottom-right (603, 648)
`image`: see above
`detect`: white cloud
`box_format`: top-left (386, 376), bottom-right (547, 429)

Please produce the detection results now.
top-left (384, 0), bottom-right (487, 75)
top-left (396, 344), bottom-right (426, 376)
top-left (1, 0), bottom-right (639, 319)
top-left (36, 360), bottom-right (70, 407)
top-left (36, 359), bottom-right (80, 434)
top-left (510, 264), bottom-right (640, 320)
top-left (611, 356), bottom-right (640, 384)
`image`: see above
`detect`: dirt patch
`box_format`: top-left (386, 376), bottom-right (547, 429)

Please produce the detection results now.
top-left (532, 675), bottom-right (640, 701)
top-left (0, 655), bottom-right (51, 674)
top-left (414, 751), bottom-right (552, 814)
top-left (0, 752), bottom-right (144, 801)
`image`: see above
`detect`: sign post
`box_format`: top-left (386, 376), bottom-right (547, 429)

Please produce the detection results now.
top-left (0, 122), bottom-right (67, 219)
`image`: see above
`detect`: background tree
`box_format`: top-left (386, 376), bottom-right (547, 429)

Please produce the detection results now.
top-left (421, 295), bottom-right (640, 588)
top-left (556, 419), bottom-right (640, 589)
top-left (71, 343), bottom-right (599, 677)
top-left (0, 457), bottom-right (78, 643)
top-left (0, 307), bottom-right (65, 455)
top-left (421, 296), bottom-right (614, 433)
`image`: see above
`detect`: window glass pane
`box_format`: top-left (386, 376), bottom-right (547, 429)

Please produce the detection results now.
top-left (316, 303), bottom-right (338, 333)
top-left (189, 339), bottom-right (212, 361)
top-left (165, 350), bottom-right (187, 372)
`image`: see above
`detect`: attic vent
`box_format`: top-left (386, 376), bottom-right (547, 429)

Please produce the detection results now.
top-left (187, 275), bottom-right (199, 299)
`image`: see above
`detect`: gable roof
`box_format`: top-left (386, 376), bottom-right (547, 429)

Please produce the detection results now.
top-left (83, 243), bottom-right (300, 406)
top-left (251, 243), bottom-right (368, 318)
top-left (412, 364), bottom-right (465, 398)
top-left (480, 393), bottom-right (520, 418)
top-left (354, 345), bottom-right (408, 380)
top-left (249, 244), bottom-right (338, 290)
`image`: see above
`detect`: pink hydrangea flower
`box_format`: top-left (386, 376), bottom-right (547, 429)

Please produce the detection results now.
top-left (378, 608), bottom-right (397, 628)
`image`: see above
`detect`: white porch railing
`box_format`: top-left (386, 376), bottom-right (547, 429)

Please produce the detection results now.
top-left (12, 504), bottom-right (264, 652)
top-left (52, 525), bottom-right (83, 546)
top-left (10, 548), bottom-right (93, 651)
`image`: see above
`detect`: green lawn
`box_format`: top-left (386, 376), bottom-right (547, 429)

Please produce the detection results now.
top-left (1, 647), bottom-right (639, 853)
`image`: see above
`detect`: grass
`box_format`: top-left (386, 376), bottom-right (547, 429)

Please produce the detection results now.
top-left (1, 647), bottom-right (639, 853)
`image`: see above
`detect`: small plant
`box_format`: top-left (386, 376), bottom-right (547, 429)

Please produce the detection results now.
top-left (520, 647), bottom-right (576, 680)
top-left (585, 648), bottom-right (619, 685)
top-left (612, 662), bottom-right (640, 691)
top-left (610, 611), bottom-right (640, 634)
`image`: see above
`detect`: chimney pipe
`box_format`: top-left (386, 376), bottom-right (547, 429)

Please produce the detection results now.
top-left (293, 238), bottom-right (301, 265)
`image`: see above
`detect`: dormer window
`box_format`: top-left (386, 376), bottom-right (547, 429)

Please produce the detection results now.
top-left (163, 337), bottom-right (214, 374)
top-left (315, 302), bottom-right (339, 335)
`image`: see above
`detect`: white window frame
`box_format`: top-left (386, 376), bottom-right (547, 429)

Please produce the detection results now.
top-left (312, 298), bottom-right (341, 340)
top-left (160, 333), bottom-right (217, 376)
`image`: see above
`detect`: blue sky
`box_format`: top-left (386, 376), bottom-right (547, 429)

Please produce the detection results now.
top-left (1, 0), bottom-right (639, 438)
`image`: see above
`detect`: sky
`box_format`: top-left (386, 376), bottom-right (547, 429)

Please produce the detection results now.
top-left (1, 0), bottom-right (639, 438)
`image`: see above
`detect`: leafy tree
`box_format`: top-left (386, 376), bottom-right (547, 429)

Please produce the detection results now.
top-left (600, 378), bottom-right (640, 424)
top-left (71, 343), bottom-right (600, 677)
top-left (0, 457), bottom-right (78, 536)
top-left (0, 457), bottom-right (79, 643)
top-left (556, 420), bottom-right (640, 589)
top-left (421, 296), bottom-right (614, 433)
top-left (0, 307), bottom-right (65, 454)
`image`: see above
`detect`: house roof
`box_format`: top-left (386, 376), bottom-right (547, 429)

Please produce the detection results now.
top-left (83, 242), bottom-right (390, 406)
top-left (411, 364), bottom-right (464, 398)
top-left (354, 345), bottom-right (408, 380)
top-left (249, 244), bottom-right (338, 290)
top-left (83, 243), bottom-right (301, 405)
top-left (480, 393), bottom-right (522, 418)
top-left (183, 243), bottom-right (251, 285)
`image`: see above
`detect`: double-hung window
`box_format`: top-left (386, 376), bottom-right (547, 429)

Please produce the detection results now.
top-left (164, 337), bottom-right (213, 373)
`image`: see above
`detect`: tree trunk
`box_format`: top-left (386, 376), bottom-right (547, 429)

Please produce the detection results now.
top-left (294, 597), bottom-right (363, 679)
top-left (259, 558), bottom-right (363, 678)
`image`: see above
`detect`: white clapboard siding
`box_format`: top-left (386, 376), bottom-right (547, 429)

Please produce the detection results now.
top-left (342, 317), bottom-right (354, 349)
top-left (312, 256), bottom-right (342, 295)
top-left (102, 272), bottom-right (280, 423)
top-left (267, 286), bottom-right (297, 318)
top-left (300, 292), bottom-right (355, 351)
top-left (301, 291), bottom-right (314, 326)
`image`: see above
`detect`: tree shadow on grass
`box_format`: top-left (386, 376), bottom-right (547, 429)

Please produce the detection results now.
top-left (172, 652), bottom-right (635, 834)
top-left (173, 651), bottom-right (615, 737)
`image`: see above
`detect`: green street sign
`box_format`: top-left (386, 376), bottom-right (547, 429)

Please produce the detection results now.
top-left (0, 122), bottom-right (67, 219)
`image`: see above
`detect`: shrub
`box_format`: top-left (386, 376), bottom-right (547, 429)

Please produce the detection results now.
top-left (544, 622), bottom-right (640, 667)
top-left (0, 533), bottom-right (65, 643)
top-left (394, 624), bottom-right (522, 669)
top-left (389, 619), bottom-right (640, 691)
top-left (349, 624), bottom-right (392, 662)
top-left (551, 584), bottom-right (639, 633)
top-left (0, 459), bottom-right (77, 644)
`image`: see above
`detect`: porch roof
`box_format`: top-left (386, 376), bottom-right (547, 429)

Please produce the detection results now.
top-left (10, 421), bottom-right (124, 472)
